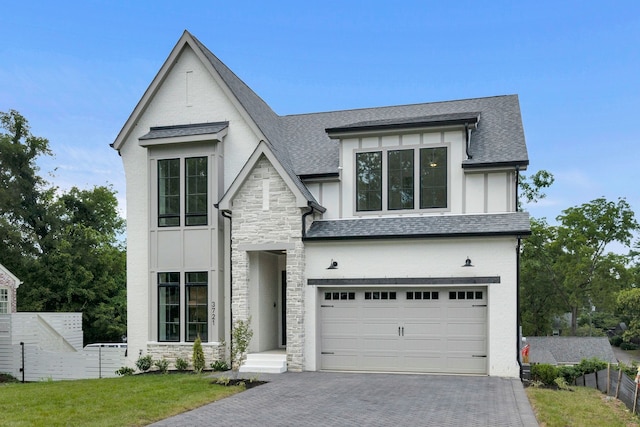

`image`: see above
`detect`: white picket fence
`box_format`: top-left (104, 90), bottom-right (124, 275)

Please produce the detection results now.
top-left (0, 313), bottom-right (126, 381)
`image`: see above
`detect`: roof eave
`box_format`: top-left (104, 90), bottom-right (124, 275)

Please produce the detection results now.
top-left (303, 229), bottom-right (532, 242)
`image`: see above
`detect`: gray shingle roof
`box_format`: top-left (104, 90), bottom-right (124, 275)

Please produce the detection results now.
top-left (191, 32), bottom-right (528, 179)
top-left (304, 212), bottom-right (531, 240)
top-left (525, 337), bottom-right (618, 365)
top-left (139, 122), bottom-right (228, 140)
top-left (325, 112), bottom-right (481, 133)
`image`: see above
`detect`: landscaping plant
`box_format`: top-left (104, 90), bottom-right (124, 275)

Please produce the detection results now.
top-left (135, 354), bottom-right (154, 372)
top-left (230, 317), bottom-right (253, 376)
top-left (193, 336), bottom-right (206, 373)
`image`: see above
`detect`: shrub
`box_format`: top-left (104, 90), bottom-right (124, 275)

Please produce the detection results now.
top-left (610, 335), bottom-right (623, 347)
top-left (554, 376), bottom-right (572, 391)
top-left (115, 366), bottom-right (135, 376)
top-left (574, 357), bottom-right (607, 376)
top-left (175, 357), bottom-right (189, 371)
top-left (154, 358), bottom-right (169, 374)
top-left (531, 364), bottom-right (559, 386)
top-left (135, 354), bottom-right (153, 372)
top-left (211, 360), bottom-right (229, 371)
top-left (621, 342), bottom-right (638, 351)
top-left (557, 365), bottom-right (579, 383)
top-left (231, 317), bottom-right (253, 373)
top-left (193, 336), bottom-right (205, 374)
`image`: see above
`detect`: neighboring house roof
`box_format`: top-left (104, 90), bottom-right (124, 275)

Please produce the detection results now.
top-left (304, 212), bottom-right (531, 241)
top-left (0, 263), bottom-right (22, 288)
top-left (525, 337), bottom-right (618, 365)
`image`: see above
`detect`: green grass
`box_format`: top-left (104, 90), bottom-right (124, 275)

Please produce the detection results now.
top-left (527, 386), bottom-right (640, 427)
top-left (0, 373), bottom-right (242, 426)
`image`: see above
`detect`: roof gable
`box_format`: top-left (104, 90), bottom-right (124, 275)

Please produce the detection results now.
top-left (0, 263), bottom-right (22, 288)
top-left (217, 141), bottom-right (324, 212)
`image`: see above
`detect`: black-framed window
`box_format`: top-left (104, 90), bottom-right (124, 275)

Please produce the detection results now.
top-left (420, 147), bottom-right (447, 209)
top-left (388, 149), bottom-right (414, 210)
top-left (158, 272), bottom-right (180, 342)
top-left (186, 272), bottom-right (208, 342)
top-left (158, 159), bottom-right (180, 227)
top-left (356, 151), bottom-right (382, 211)
top-left (185, 157), bottom-right (207, 226)
top-left (355, 146), bottom-right (448, 212)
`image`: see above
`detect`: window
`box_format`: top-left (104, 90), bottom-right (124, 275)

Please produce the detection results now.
top-left (158, 272), bottom-right (180, 341)
top-left (0, 288), bottom-right (7, 313)
top-left (158, 157), bottom-right (208, 227)
top-left (449, 290), bottom-right (483, 300)
top-left (406, 291), bottom-right (439, 300)
top-left (388, 149), bottom-right (414, 210)
top-left (158, 159), bottom-right (180, 227)
top-left (356, 152), bottom-right (382, 211)
top-left (356, 146), bottom-right (447, 212)
top-left (324, 292), bottom-right (355, 300)
top-left (186, 272), bottom-right (208, 342)
top-left (185, 157), bottom-right (207, 226)
top-left (420, 147), bottom-right (447, 209)
top-left (364, 291), bottom-right (397, 300)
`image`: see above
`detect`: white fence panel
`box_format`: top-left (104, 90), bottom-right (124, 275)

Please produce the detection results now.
top-left (0, 312), bottom-right (125, 381)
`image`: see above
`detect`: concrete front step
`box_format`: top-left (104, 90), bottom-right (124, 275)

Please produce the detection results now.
top-left (239, 352), bottom-right (287, 374)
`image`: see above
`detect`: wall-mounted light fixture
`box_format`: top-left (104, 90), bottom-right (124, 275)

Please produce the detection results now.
top-left (327, 259), bottom-right (338, 270)
top-left (462, 257), bottom-right (474, 267)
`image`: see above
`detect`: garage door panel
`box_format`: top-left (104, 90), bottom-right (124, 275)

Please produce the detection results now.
top-left (319, 287), bottom-right (487, 374)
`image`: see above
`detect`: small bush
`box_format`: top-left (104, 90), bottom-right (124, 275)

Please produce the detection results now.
top-left (135, 354), bottom-right (153, 372)
top-left (193, 336), bottom-right (205, 374)
top-left (115, 366), bottom-right (135, 376)
top-left (154, 358), bottom-right (169, 374)
top-left (211, 360), bottom-right (229, 371)
top-left (554, 376), bottom-right (572, 391)
top-left (610, 335), bottom-right (623, 347)
top-left (621, 342), bottom-right (638, 351)
top-left (175, 357), bottom-right (189, 371)
top-left (557, 365), bottom-right (579, 383)
top-left (574, 357), bottom-right (607, 376)
top-left (531, 364), bottom-right (559, 386)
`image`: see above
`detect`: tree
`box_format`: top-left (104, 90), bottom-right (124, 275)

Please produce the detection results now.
top-left (519, 170), bottom-right (554, 209)
top-left (617, 288), bottom-right (640, 342)
top-left (0, 110), bottom-right (126, 344)
top-left (521, 197), bottom-right (638, 336)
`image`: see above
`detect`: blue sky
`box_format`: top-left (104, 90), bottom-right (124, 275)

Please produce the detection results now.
top-left (1, 1), bottom-right (638, 249)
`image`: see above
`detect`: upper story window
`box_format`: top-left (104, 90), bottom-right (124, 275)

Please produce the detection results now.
top-left (157, 156), bottom-right (208, 227)
top-left (185, 157), bottom-right (208, 226)
top-left (356, 146), bottom-right (447, 212)
top-left (158, 159), bottom-right (180, 226)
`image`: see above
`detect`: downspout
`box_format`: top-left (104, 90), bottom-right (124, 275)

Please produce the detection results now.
top-left (301, 202), bottom-right (317, 238)
top-left (465, 123), bottom-right (473, 160)
top-left (219, 208), bottom-right (233, 362)
top-left (515, 165), bottom-right (523, 379)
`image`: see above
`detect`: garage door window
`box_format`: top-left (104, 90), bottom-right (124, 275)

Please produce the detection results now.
top-left (407, 291), bottom-right (439, 300)
top-left (324, 292), bottom-right (355, 300)
top-left (364, 291), bottom-right (396, 300)
top-left (449, 290), bottom-right (483, 300)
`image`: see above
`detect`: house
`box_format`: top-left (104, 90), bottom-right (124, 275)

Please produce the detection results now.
top-left (524, 337), bottom-right (617, 365)
top-left (111, 31), bottom-right (530, 377)
top-left (0, 263), bottom-right (21, 314)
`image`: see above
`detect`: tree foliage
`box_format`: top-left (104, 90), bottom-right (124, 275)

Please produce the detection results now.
top-left (520, 196), bottom-right (638, 336)
top-left (0, 110), bottom-right (126, 344)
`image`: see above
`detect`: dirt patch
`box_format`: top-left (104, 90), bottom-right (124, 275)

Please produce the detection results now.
top-left (212, 378), bottom-right (267, 389)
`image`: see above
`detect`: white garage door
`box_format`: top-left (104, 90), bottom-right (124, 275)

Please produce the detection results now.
top-left (319, 288), bottom-right (487, 374)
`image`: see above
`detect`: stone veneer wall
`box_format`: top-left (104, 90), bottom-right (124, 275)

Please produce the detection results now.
top-left (0, 270), bottom-right (18, 313)
top-left (146, 342), bottom-right (225, 369)
top-left (230, 155), bottom-right (306, 371)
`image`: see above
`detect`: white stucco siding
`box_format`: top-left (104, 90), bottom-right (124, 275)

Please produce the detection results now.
top-left (118, 44), bottom-right (264, 363)
top-left (304, 237), bottom-right (520, 377)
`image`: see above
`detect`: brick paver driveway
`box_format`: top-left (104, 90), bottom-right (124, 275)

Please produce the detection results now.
top-left (151, 372), bottom-right (538, 426)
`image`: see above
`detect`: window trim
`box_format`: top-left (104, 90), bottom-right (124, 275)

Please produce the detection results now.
top-left (354, 144), bottom-right (450, 215)
top-left (0, 288), bottom-right (8, 314)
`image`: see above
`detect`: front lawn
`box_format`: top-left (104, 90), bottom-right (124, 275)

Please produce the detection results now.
top-left (0, 373), bottom-right (242, 426)
top-left (527, 386), bottom-right (640, 427)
